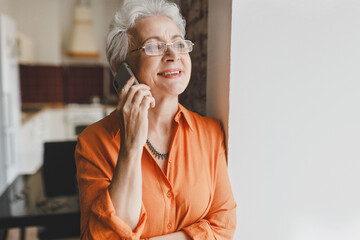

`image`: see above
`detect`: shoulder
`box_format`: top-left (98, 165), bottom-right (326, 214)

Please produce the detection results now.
top-left (180, 106), bottom-right (226, 170)
top-left (181, 106), bottom-right (223, 137)
top-left (77, 111), bottom-right (118, 147)
top-left (75, 111), bottom-right (119, 171)
top-left (180, 106), bottom-right (224, 150)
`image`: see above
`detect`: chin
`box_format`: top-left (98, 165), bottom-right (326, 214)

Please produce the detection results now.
top-left (169, 81), bottom-right (189, 96)
top-left (156, 76), bottom-right (189, 97)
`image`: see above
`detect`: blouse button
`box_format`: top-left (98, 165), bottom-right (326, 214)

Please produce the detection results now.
top-left (166, 191), bottom-right (172, 198)
top-left (167, 223), bottom-right (172, 229)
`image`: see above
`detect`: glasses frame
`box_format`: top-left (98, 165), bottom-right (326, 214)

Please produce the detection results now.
top-left (130, 39), bottom-right (194, 56)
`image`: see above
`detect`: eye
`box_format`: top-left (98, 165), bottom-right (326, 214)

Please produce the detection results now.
top-left (174, 40), bottom-right (186, 49)
top-left (146, 43), bottom-right (156, 50)
top-left (156, 42), bottom-right (164, 50)
top-left (146, 42), bottom-right (164, 52)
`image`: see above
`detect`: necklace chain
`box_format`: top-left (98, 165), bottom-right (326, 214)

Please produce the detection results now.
top-left (146, 139), bottom-right (169, 160)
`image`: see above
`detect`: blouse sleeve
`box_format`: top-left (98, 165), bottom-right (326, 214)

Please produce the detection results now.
top-left (182, 127), bottom-right (237, 240)
top-left (75, 133), bottom-right (147, 240)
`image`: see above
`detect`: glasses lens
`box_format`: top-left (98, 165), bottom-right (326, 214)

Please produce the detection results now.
top-left (173, 40), bottom-right (193, 53)
top-left (143, 40), bottom-right (194, 55)
top-left (145, 42), bottom-right (165, 55)
top-left (185, 40), bottom-right (193, 53)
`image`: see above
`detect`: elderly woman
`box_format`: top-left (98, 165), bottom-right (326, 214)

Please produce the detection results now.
top-left (75, 0), bottom-right (236, 239)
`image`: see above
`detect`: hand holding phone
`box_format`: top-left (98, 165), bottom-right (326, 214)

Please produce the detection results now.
top-left (113, 61), bottom-right (154, 151)
top-left (113, 62), bottom-right (139, 94)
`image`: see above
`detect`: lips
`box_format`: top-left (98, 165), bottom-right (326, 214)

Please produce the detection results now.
top-left (158, 71), bottom-right (180, 76)
top-left (157, 69), bottom-right (182, 78)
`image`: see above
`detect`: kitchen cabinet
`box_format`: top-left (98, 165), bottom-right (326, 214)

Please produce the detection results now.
top-left (19, 104), bottom-right (114, 174)
top-left (64, 104), bottom-right (105, 139)
top-left (20, 111), bottom-right (47, 174)
top-left (0, 14), bottom-right (21, 195)
top-left (45, 108), bottom-right (68, 141)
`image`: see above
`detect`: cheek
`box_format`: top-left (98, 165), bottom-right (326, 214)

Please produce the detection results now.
top-left (141, 61), bottom-right (157, 76)
top-left (132, 57), bottom-right (151, 78)
top-left (128, 55), bottom-right (142, 77)
top-left (183, 55), bottom-right (191, 70)
top-left (183, 57), bottom-right (192, 79)
top-left (137, 59), bottom-right (160, 84)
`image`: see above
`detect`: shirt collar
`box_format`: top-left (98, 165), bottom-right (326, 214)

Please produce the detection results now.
top-left (175, 103), bottom-right (194, 131)
top-left (110, 103), bottom-right (194, 138)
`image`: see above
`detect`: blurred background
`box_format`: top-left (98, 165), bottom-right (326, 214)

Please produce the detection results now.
top-left (2, 0), bottom-right (360, 240)
top-left (0, 0), bottom-right (207, 185)
top-left (0, 0), bottom-right (207, 239)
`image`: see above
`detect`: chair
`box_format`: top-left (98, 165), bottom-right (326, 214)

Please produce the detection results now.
top-left (38, 141), bottom-right (80, 239)
top-left (42, 141), bottom-right (78, 197)
top-left (0, 229), bottom-right (7, 240)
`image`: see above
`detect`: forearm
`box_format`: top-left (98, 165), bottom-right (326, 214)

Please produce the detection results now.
top-left (142, 231), bottom-right (191, 240)
top-left (108, 145), bottom-right (143, 230)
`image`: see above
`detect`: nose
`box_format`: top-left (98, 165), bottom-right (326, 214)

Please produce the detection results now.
top-left (162, 44), bottom-right (180, 62)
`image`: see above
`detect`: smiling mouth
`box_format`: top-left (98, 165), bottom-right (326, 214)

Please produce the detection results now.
top-left (157, 71), bottom-right (181, 76)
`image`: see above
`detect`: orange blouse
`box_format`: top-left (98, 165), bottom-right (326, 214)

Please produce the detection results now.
top-left (75, 104), bottom-right (236, 240)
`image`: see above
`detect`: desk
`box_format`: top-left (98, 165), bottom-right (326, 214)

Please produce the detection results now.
top-left (0, 170), bottom-right (80, 239)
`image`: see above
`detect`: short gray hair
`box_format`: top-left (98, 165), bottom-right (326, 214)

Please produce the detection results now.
top-left (105, 0), bottom-right (186, 73)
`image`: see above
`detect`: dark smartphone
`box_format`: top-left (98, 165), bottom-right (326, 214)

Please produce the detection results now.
top-left (113, 62), bottom-right (139, 94)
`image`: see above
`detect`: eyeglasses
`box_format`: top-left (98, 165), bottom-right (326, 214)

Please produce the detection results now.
top-left (130, 39), bottom-right (194, 56)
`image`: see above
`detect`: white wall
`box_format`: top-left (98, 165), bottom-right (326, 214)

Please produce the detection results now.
top-left (10, 0), bottom-right (61, 64)
top-left (0, 0), bottom-right (122, 64)
top-left (0, 0), bottom-right (10, 15)
top-left (209, 0), bottom-right (360, 239)
top-left (60, 0), bottom-right (122, 65)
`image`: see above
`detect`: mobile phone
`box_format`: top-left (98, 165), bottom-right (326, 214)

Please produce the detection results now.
top-left (113, 62), bottom-right (139, 94)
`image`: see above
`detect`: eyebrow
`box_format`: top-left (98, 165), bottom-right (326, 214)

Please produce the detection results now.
top-left (141, 35), bottom-right (184, 45)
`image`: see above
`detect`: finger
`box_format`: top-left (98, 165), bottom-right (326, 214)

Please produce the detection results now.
top-left (150, 97), bottom-right (156, 108)
top-left (117, 77), bottom-right (135, 111)
top-left (131, 89), bottom-right (153, 107)
top-left (119, 76), bottom-right (135, 100)
top-left (139, 95), bottom-right (156, 112)
top-left (125, 84), bottom-right (151, 105)
top-left (122, 87), bottom-right (151, 116)
top-left (119, 82), bottom-right (149, 112)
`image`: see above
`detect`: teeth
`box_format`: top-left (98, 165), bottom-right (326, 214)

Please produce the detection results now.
top-left (158, 71), bottom-right (180, 76)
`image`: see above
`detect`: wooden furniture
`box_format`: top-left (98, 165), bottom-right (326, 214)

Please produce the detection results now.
top-left (0, 169), bottom-right (80, 240)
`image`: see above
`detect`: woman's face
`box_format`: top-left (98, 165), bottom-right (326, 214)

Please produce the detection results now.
top-left (126, 16), bottom-right (192, 98)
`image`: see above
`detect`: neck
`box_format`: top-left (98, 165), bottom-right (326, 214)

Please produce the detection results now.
top-left (148, 96), bottom-right (178, 135)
